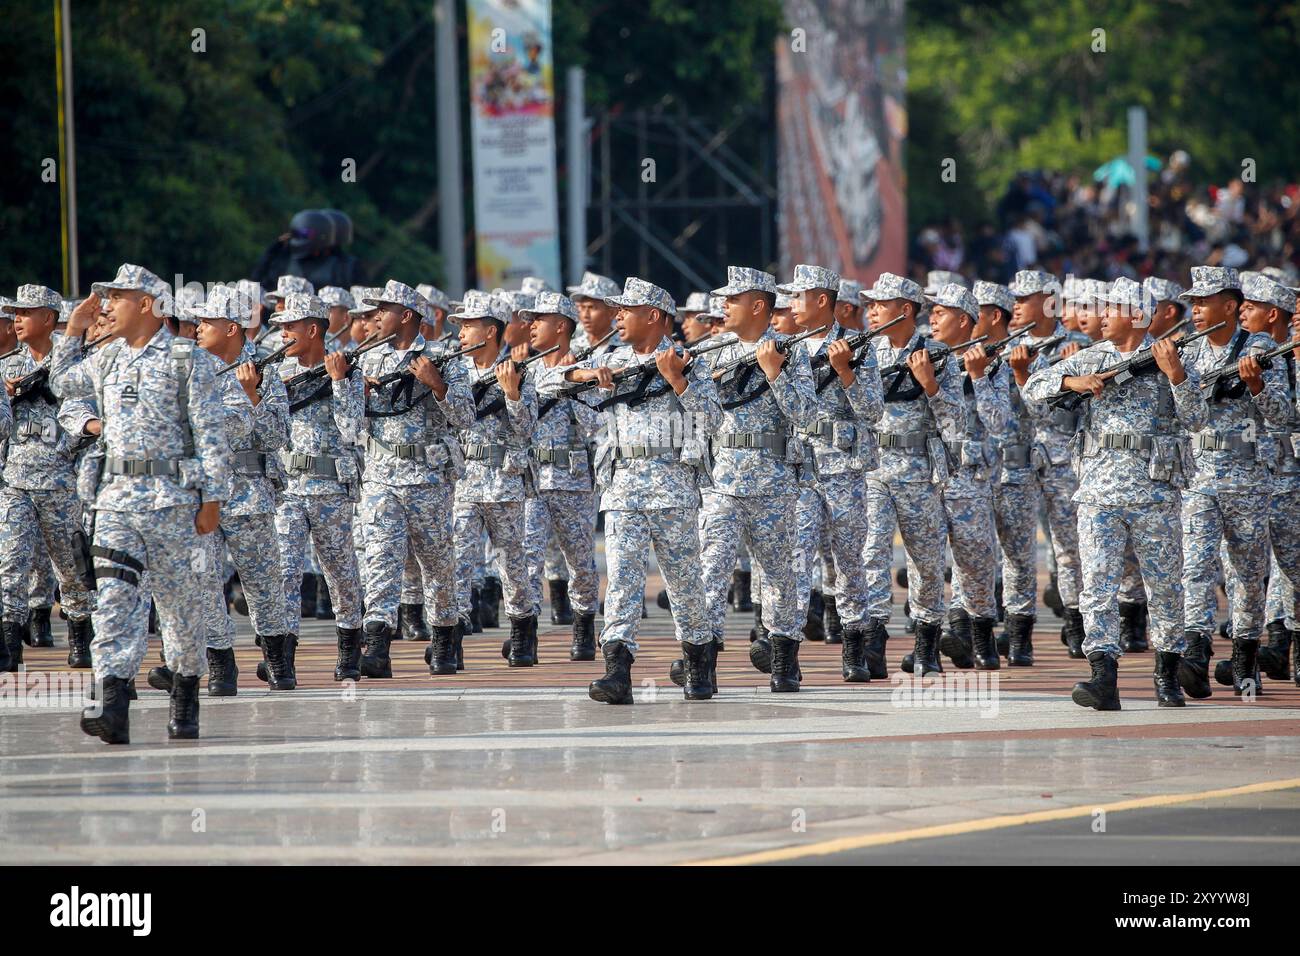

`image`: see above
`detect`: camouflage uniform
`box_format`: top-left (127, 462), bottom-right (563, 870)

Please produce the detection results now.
top-left (1024, 279), bottom-right (1208, 659)
top-left (358, 282), bottom-right (475, 633)
top-left (50, 266), bottom-right (231, 683)
top-left (566, 271), bottom-right (622, 355)
top-left (1, 287), bottom-right (97, 639)
top-left (275, 293), bottom-right (365, 636)
top-left (254, 275), bottom-right (314, 363)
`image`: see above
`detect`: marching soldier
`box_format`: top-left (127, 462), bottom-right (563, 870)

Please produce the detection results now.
top-left (357, 281), bottom-right (473, 677)
top-left (566, 271), bottom-right (622, 355)
top-left (567, 278), bottom-right (721, 702)
top-left (1144, 277), bottom-right (1186, 339)
top-left (255, 275), bottom-right (314, 361)
top-left (319, 286), bottom-right (356, 351)
top-left (1024, 277), bottom-right (1206, 709)
top-left (54, 265), bottom-right (231, 744)
top-left (274, 292), bottom-right (366, 684)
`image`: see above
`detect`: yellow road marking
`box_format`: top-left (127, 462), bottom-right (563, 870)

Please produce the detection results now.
top-left (684, 776), bottom-right (1300, 865)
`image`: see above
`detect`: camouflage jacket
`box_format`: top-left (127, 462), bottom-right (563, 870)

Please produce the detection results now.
top-left (868, 330), bottom-right (963, 484)
top-left (216, 340), bottom-right (289, 516)
top-left (278, 357), bottom-right (365, 498)
top-left (1020, 322), bottom-right (1093, 468)
top-left (531, 362), bottom-right (600, 492)
top-left (454, 357), bottom-right (537, 504)
top-left (50, 327), bottom-right (231, 512)
top-left (1024, 337), bottom-right (1208, 506)
top-left (359, 335), bottom-right (474, 487)
top-left (1, 343), bottom-right (94, 491)
top-left (1261, 353), bottom-right (1300, 493)
top-left (587, 337), bottom-right (722, 511)
top-left (705, 327), bottom-right (815, 497)
top-left (793, 323), bottom-right (884, 480)
top-left (944, 360), bottom-right (1012, 497)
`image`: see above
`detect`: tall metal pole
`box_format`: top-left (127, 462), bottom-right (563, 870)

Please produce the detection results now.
top-left (565, 66), bottom-right (586, 286)
top-left (1127, 105), bottom-right (1149, 255)
top-left (435, 0), bottom-right (466, 296)
top-left (54, 0), bottom-right (79, 296)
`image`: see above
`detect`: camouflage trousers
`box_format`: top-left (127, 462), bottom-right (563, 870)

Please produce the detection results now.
top-left (201, 513), bottom-right (288, 648)
top-left (793, 473), bottom-right (869, 627)
top-left (0, 486), bottom-right (94, 623)
top-left (1265, 488), bottom-right (1300, 628)
top-left (524, 490), bottom-right (599, 616)
top-left (400, 548), bottom-right (423, 605)
top-left (602, 507), bottom-right (710, 654)
top-left (864, 477), bottom-right (945, 625)
top-left (454, 501), bottom-right (532, 623)
top-left (28, 531), bottom-right (57, 607)
top-left (543, 531), bottom-right (568, 582)
top-left (1182, 490), bottom-right (1269, 644)
top-left (276, 492), bottom-right (364, 633)
top-left (363, 481), bottom-right (458, 630)
top-left (1033, 463), bottom-right (1082, 609)
top-left (90, 506), bottom-right (206, 680)
top-left (700, 491), bottom-right (799, 643)
top-left (1078, 502), bottom-right (1186, 658)
top-left (942, 488), bottom-right (998, 620)
top-left (992, 480), bottom-right (1038, 616)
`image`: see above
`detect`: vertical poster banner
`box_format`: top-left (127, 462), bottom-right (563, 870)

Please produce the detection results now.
top-left (467, 0), bottom-right (562, 289)
top-left (777, 0), bottom-right (907, 284)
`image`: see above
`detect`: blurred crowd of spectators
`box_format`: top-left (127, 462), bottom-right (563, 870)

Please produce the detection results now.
top-left (909, 153), bottom-right (1300, 288)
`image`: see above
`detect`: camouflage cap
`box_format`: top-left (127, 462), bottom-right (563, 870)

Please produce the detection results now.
top-left (451, 289), bottom-right (510, 324)
top-left (776, 264), bottom-right (840, 295)
top-left (272, 292), bottom-right (328, 325)
top-left (566, 270), bottom-right (621, 301)
top-left (186, 284), bottom-right (242, 324)
top-left (265, 274), bottom-right (315, 304)
top-left (235, 279), bottom-right (263, 313)
top-left (91, 264), bottom-right (173, 316)
top-left (924, 270), bottom-right (967, 295)
top-left (774, 292), bottom-right (792, 311)
top-left (319, 286), bottom-right (356, 310)
top-left (11, 284), bottom-right (63, 311)
top-left (1241, 273), bottom-right (1296, 314)
top-left (520, 290), bottom-right (579, 325)
top-left (860, 272), bottom-right (924, 304)
top-left (681, 292), bottom-right (711, 313)
top-left (500, 290), bottom-right (536, 316)
top-left (363, 280), bottom-right (431, 321)
top-left (836, 278), bottom-right (864, 304)
top-left (0, 295), bottom-right (14, 317)
top-left (58, 298), bottom-right (80, 324)
top-left (415, 284), bottom-right (451, 312)
top-left (348, 287), bottom-right (382, 316)
top-left (1142, 277), bottom-right (1184, 304)
top-left (1180, 266), bottom-right (1240, 301)
top-left (713, 266), bottom-right (778, 297)
top-left (605, 277), bottom-right (676, 317)
top-left (1061, 276), bottom-right (1083, 303)
top-left (703, 295), bottom-right (728, 321)
top-left (1075, 279), bottom-right (1110, 307)
top-left (972, 280), bottom-right (1014, 314)
top-left (520, 276), bottom-right (554, 295)
top-left (1008, 270), bottom-right (1061, 298)
top-left (1258, 266), bottom-right (1300, 292)
top-left (925, 283), bottom-right (979, 320)
top-left (1103, 277), bottom-right (1155, 324)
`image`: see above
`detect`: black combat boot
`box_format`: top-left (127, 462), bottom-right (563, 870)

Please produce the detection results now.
top-left (481, 577), bottom-right (501, 629)
top-left (147, 664), bottom-right (174, 692)
top-left (299, 573), bottom-right (316, 619)
top-left (1231, 638), bottom-right (1262, 698)
top-left (1043, 572), bottom-right (1064, 617)
top-left (840, 626), bottom-right (870, 683)
top-left (334, 626), bottom-right (362, 681)
top-left (470, 586), bottom-right (484, 633)
top-left (731, 570), bottom-right (753, 612)
top-left (1006, 613), bottom-right (1035, 666)
top-left (749, 627), bottom-right (773, 674)
top-left (314, 574), bottom-right (333, 619)
top-left (770, 635), bottom-right (801, 693)
top-left (912, 620), bottom-right (943, 676)
top-left (804, 589), bottom-right (825, 642)
top-left (1178, 628), bottom-right (1213, 699)
top-left (657, 589), bottom-right (670, 610)
top-left (1154, 651), bottom-right (1185, 707)
top-left (66, 617), bottom-right (93, 669)
top-left (429, 624), bottom-right (457, 675)
top-left (589, 642), bottom-right (634, 704)
top-left (863, 618), bottom-right (889, 679)
top-left (1258, 620), bottom-right (1292, 681)
top-left (997, 626), bottom-right (1010, 660)
top-left (147, 599), bottom-right (159, 636)
top-left (399, 603), bottom-right (430, 642)
top-left (669, 654), bottom-right (686, 687)
top-left (940, 607), bottom-right (975, 669)
top-left (283, 634), bottom-right (299, 684)
top-left (80, 675), bottom-right (131, 744)
top-left (681, 641), bottom-right (713, 700)
top-left (0, 626), bottom-right (9, 673)
top-left (167, 674), bottom-right (201, 739)
top-left (570, 611), bottom-right (597, 661)
top-left (707, 640), bottom-right (719, 695)
top-left (2, 619), bottom-right (27, 671)
top-left (507, 615), bottom-right (536, 667)
top-left (1071, 651), bottom-right (1121, 711)
top-left (1061, 607), bottom-right (1085, 659)
top-left (823, 594), bottom-right (843, 644)
top-left (1119, 601), bottom-right (1149, 652)
top-left (549, 579), bottom-right (574, 625)
top-left (359, 621), bottom-right (393, 678)
top-left (455, 619), bottom-right (465, 671)
top-left (28, 606), bottom-right (54, 647)
top-left (259, 634), bottom-right (298, 689)
top-left (749, 605), bottom-right (764, 643)
top-left (205, 647), bottom-right (238, 697)
top-left (971, 616), bottom-right (1000, 670)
